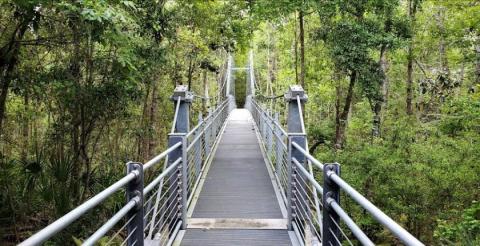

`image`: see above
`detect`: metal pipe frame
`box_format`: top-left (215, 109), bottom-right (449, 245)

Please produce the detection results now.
top-left (83, 199), bottom-right (137, 246)
top-left (292, 158), bottom-right (323, 194)
top-left (291, 142), bottom-right (324, 171)
top-left (327, 171), bottom-right (424, 246)
top-left (20, 170), bottom-right (140, 246)
top-left (143, 142), bottom-right (182, 171)
top-left (328, 199), bottom-right (374, 246)
top-left (144, 158), bottom-right (182, 195)
top-left (252, 85), bottom-right (422, 245)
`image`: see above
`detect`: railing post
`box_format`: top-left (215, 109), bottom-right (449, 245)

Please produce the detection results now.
top-left (261, 111), bottom-right (267, 143)
top-left (195, 114), bottom-right (203, 178)
top-left (285, 86), bottom-right (308, 231)
top-left (205, 109), bottom-right (212, 153)
top-left (167, 134), bottom-right (187, 230)
top-left (287, 134), bottom-right (306, 230)
top-left (267, 110), bottom-right (273, 155)
top-left (322, 163), bottom-right (341, 246)
top-left (274, 113), bottom-right (283, 174)
top-left (126, 162), bottom-right (144, 246)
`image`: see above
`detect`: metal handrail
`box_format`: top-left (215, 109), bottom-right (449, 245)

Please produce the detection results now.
top-left (83, 198), bottom-right (138, 246)
top-left (143, 142), bottom-right (182, 171)
top-left (21, 136), bottom-right (190, 246)
top-left (250, 95), bottom-right (324, 245)
top-left (19, 170), bottom-right (140, 245)
top-left (186, 98), bottom-right (228, 139)
top-left (327, 170), bottom-right (424, 245)
top-left (186, 99), bottom-right (229, 149)
top-left (292, 158), bottom-right (323, 194)
top-left (251, 99), bottom-right (288, 136)
top-left (249, 75), bottom-right (423, 245)
top-left (292, 141), bottom-right (324, 171)
top-left (144, 157), bottom-right (182, 195)
top-left (292, 141), bottom-right (424, 246)
top-left (328, 199), bottom-right (374, 246)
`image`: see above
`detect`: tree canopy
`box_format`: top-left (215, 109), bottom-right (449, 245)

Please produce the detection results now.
top-left (0, 0), bottom-right (479, 245)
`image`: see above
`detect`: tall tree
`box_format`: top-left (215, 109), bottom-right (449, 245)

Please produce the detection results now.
top-left (406, 0), bottom-right (421, 115)
top-left (299, 8), bottom-right (306, 89)
top-left (0, 2), bottom-right (40, 134)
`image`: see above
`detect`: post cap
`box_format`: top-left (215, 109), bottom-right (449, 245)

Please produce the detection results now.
top-left (171, 85), bottom-right (193, 102)
top-left (284, 85), bottom-right (308, 102)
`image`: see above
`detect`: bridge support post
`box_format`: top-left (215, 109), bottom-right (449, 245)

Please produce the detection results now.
top-left (322, 163), bottom-right (341, 246)
top-left (172, 85), bottom-right (193, 133)
top-left (126, 162), bottom-right (144, 246)
top-left (169, 86), bottom-right (192, 231)
top-left (285, 86), bottom-right (308, 232)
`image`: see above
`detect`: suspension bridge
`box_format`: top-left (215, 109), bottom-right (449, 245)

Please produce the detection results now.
top-left (19, 53), bottom-right (424, 246)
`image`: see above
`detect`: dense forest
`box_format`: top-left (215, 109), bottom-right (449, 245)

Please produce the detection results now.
top-left (0, 0), bottom-right (478, 245)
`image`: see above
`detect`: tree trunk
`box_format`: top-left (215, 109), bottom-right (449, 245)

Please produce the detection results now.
top-left (202, 70), bottom-right (208, 115)
top-left (406, 0), bottom-right (418, 115)
top-left (299, 10), bottom-right (306, 89)
top-left (267, 22), bottom-right (277, 110)
top-left (138, 82), bottom-right (152, 160)
top-left (148, 81), bottom-right (158, 158)
top-left (335, 71), bottom-right (356, 149)
top-left (80, 33), bottom-right (95, 201)
top-left (293, 17), bottom-right (299, 85)
top-left (21, 90), bottom-right (29, 161)
top-left (406, 42), bottom-right (414, 115)
top-left (269, 23), bottom-right (277, 93)
top-left (0, 19), bottom-right (31, 134)
top-left (335, 84), bottom-right (341, 149)
top-left (372, 45), bottom-right (390, 137)
top-left (0, 63), bottom-right (14, 135)
top-left (436, 8), bottom-right (449, 75)
top-left (475, 40), bottom-right (480, 88)
top-left (69, 21), bottom-right (83, 201)
top-left (187, 56), bottom-right (195, 90)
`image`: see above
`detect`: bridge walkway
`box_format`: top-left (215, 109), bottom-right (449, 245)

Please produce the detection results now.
top-left (178, 109), bottom-right (295, 246)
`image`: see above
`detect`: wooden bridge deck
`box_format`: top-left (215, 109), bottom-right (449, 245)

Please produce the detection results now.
top-left (179, 109), bottom-right (294, 245)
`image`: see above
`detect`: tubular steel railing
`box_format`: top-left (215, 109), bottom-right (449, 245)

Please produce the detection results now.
top-left (249, 89), bottom-right (424, 246)
top-left (20, 145), bottom-right (182, 246)
top-left (21, 92), bottom-right (233, 246)
top-left (185, 98), bottom-right (230, 205)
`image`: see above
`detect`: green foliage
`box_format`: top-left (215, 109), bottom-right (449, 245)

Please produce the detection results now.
top-left (1, 0), bottom-right (479, 245)
top-left (435, 201), bottom-right (480, 245)
top-left (0, 0), bottom-right (251, 243)
top-left (439, 93), bottom-right (480, 136)
top-left (251, 0), bottom-right (479, 244)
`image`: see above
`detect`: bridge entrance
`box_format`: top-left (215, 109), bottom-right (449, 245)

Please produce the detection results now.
top-left (178, 109), bottom-right (294, 245)
top-left (21, 52), bottom-right (423, 246)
